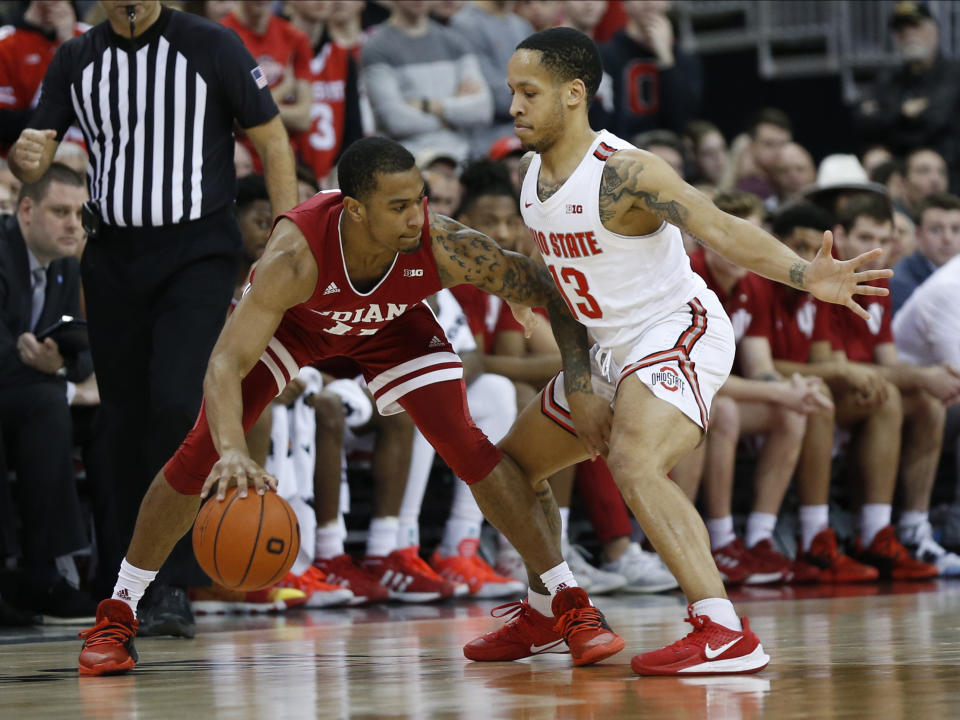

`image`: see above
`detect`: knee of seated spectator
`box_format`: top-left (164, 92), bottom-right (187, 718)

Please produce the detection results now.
top-left (708, 396), bottom-right (740, 443)
top-left (310, 390), bottom-right (346, 437)
top-left (879, 381), bottom-right (903, 422)
top-left (770, 404), bottom-right (807, 440)
top-left (907, 389), bottom-right (946, 431)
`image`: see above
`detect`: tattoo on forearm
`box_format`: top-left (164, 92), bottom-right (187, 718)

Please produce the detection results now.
top-left (599, 156), bottom-right (690, 226)
top-left (789, 262), bottom-right (806, 288)
top-left (430, 213), bottom-right (593, 396)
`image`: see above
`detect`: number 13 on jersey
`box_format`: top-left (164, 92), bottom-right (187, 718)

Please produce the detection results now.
top-left (547, 264), bottom-right (603, 320)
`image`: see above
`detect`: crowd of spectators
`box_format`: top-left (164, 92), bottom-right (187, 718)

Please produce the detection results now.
top-left (0, 0), bottom-right (958, 624)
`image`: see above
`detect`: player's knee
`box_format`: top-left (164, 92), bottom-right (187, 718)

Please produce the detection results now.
top-left (770, 404), bottom-right (807, 440)
top-left (708, 395), bottom-right (740, 443)
top-left (311, 389), bottom-right (347, 437)
top-left (911, 390), bottom-right (946, 431)
top-left (878, 381), bottom-right (903, 425)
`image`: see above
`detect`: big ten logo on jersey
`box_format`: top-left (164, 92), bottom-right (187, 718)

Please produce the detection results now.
top-left (565, 203), bottom-right (583, 215)
top-left (651, 366), bottom-right (684, 394)
top-left (312, 303), bottom-right (408, 335)
top-left (403, 268), bottom-right (424, 277)
top-left (528, 228), bottom-right (603, 259)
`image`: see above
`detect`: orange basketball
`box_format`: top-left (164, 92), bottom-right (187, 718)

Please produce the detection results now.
top-left (192, 487), bottom-right (300, 591)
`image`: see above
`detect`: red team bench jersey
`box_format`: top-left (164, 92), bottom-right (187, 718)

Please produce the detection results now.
top-left (826, 279), bottom-right (893, 363)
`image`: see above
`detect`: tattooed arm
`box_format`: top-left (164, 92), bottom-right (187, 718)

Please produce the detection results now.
top-left (429, 212), bottom-right (611, 455)
top-left (598, 150), bottom-right (892, 320)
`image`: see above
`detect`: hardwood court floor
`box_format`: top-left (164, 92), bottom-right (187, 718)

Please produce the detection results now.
top-left (3, 581), bottom-right (959, 719)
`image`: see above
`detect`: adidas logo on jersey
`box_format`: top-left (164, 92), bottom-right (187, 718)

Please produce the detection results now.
top-left (428, 336), bottom-right (445, 348)
top-left (323, 282), bottom-right (340, 295)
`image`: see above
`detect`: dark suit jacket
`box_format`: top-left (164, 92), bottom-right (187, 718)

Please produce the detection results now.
top-left (890, 250), bottom-right (937, 315)
top-left (0, 214), bottom-right (92, 389)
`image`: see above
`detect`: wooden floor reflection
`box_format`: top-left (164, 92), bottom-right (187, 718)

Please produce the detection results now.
top-left (3, 581), bottom-right (960, 719)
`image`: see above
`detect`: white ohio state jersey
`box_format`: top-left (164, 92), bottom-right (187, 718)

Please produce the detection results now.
top-left (520, 130), bottom-right (706, 350)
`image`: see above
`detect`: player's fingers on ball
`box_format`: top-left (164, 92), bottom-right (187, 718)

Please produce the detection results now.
top-left (236, 475), bottom-right (249, 498)
top-left (216, 476), bottom-right (229, 500)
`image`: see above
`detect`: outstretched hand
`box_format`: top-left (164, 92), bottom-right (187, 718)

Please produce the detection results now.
top-left (803, 231), bottom-right (893, 321)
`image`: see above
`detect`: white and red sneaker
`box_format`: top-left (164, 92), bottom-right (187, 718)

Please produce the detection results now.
top-left (631, 605), bottom-right (770, 676)
top-left (713, 539), bottom-right (782, 585)
top-left (314, 554), bottom-right (389, 606)
top-left (363, 547), bottom-right (460, 602)
top-left (463, 600), bottom-right (568, 661)
top-left (276, 567), bottom-right (355, 608)
top-left (431, 540), bottom-right (525, 599)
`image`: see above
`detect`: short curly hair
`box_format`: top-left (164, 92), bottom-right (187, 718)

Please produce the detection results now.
top-left (517, 28), bottom-right (602, 105)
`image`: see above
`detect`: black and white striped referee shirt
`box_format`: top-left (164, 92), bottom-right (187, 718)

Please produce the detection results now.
top-left (28, 6), bottom-right (277, 228)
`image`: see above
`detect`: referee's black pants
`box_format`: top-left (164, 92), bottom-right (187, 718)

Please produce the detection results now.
top-left (80, 208), bottom-right (238, 587)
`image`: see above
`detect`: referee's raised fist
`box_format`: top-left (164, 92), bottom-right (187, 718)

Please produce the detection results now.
top-left (13, 128), bottom-right (57, 170)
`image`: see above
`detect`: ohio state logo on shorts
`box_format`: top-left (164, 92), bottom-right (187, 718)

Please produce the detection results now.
top-left (650, 366), bottom-right (684, 393)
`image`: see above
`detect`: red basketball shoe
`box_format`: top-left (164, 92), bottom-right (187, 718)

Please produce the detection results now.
top-left (78, 599), bottom-right (139, 676)
top-left (363, 547), bottom-right (460, 602)
top-left (463, 599), bottom-right (568, 661)
top-left (631, 606), bottom-right (769, 676)
top-left (277, 567), bottom-right (355, 608)
top-left (431, 542), bottom-right (525, 598)
top-left (744, 540), bottom-right (790, 584)
top-left (189, 584), bottom-right (309, 614)
top-left (551, 587), bottom-right (625, 666)
top-left (799, 528), bottom-right (878, 582)
top-left (857, 526), bottom-right (938, 580)
top-left (314, 554), bottom-right (389, 605)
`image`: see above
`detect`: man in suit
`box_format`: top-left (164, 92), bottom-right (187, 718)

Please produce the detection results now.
top-left (0, 162), bottom-right (96, 620)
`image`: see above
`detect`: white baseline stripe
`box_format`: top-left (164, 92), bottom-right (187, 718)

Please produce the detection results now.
top-left (267, 337), bottom-right (299, 380)
top-left (151, 37), bottom-right (168, 225)
top-left (111, 48), bottom-right (130, 226)
top-left (375, 367), bottom-right (463, 415)
top-left (189, 72), bottom-right (206, 220)
top-left (367, 352), bottom-right (460, 394)
top-left (170, 52), bottom-right (187, 223)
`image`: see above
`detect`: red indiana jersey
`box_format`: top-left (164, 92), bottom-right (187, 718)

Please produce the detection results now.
top-left (268, 191), bottom-right (443, 357)
top-left (0, 21), bottom-right (86, 154)
top-left (735, 275), bottom-right (833, 363)
top-left (828, 278), bottom-right (893, 363)
top-left (294, 41), bottom-right (351, 182)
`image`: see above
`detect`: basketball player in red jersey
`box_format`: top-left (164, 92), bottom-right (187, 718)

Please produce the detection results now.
top-left (76, 136), bottom-right (624, 676)
top-left (464, 28), bottom-right (893, 676)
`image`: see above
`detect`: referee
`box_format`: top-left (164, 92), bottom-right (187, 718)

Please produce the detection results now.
top-left (9, 0), bottom-right (298, 637)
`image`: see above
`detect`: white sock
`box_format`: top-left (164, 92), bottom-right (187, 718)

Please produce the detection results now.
top-left (539, 561), bottom-right (578, 595)
top-left (745, 512), bottom-right (778, 548)
top-left (366, 516), bottom-right (400, 557)
top-left (860, 504), bottom-right (892, 547)
top-left (559, 506), bottom-right (570, 544)
top-left (897, 510), bottom-right (928, 540)
top-left (527, 588), bottom-right (553, 616)
top-left (692, 597), bottom-right (743, 632)
top-left (706, 516), bottom-right (736, 550)
top-left (440, 482), bottom-right (484, 556)
top-left (397, 429), bottom-right (435, 550)
top-left (315, 520), bottom-right (344, 559)
top-left (799, 504), bottom-right (829, 552)
top-left (112, 558), bottom-right (158, 614)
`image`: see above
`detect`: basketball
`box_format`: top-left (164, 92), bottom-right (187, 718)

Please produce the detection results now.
top-left (192, 488), bottom-right (300, 591)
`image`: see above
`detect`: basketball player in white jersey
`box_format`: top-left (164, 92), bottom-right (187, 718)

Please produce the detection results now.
top-left (463, 28), bottom-right (892, 675)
